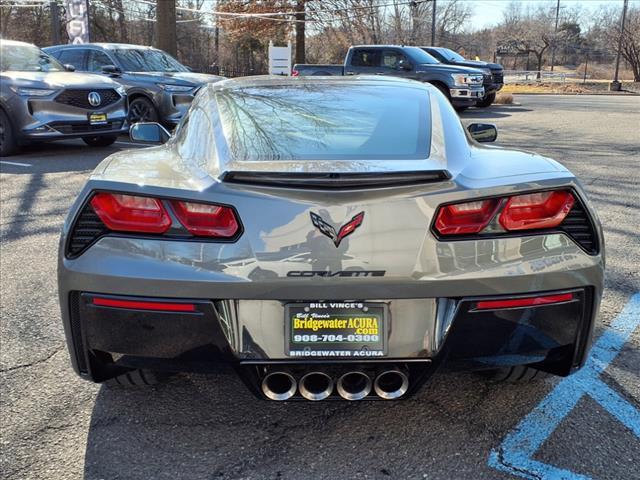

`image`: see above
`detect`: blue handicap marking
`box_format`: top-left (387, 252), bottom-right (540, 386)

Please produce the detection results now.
top-left (488, 293), bottom-right (640, 479)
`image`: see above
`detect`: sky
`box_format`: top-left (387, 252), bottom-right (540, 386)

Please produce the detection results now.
top-left (469, 0), bottom-right (633, 29)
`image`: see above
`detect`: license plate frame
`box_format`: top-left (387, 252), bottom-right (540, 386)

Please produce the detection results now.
top-left (285, 302), bottom-right (387, 358)
top-left (88, 112), bottom-right (108, 125)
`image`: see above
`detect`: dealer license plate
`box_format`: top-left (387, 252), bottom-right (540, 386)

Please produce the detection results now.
top-left (285, 302), bottom-right (387, 358)
top-left (89, 112), bottom-right (107, 125)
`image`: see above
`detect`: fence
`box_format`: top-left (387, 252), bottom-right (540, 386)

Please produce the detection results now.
top-left (503, 70), bottom-right (572, 84)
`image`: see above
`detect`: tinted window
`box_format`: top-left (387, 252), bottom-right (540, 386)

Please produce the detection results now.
top-left (214, 84), bottom-right (431, 161)
top-left (57, 49), bottom-right (86, 69)
top-left (0, 44), bottom-right (64, 72)
top-left (351, 50), bottom-right (381, 67)
top-left (87, 50), bottom-right (113, 72)
top-left (382, 51), bottom-right (408, 69)
top-left (440, 48), bottom-right (466, 62)
top-left (113, 49), bottom-right (187, 72)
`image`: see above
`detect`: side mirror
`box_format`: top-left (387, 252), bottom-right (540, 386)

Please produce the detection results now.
top-left (64, 64), bottom-right (76, 72)
top-left (398, 59), bottom-right (412, 71)
top-left (101, 64), bottom-right (122, 76)
top-left (467, 123), bottom-right (498, 143)
top-left (130, 122), bottom-right (171, 144)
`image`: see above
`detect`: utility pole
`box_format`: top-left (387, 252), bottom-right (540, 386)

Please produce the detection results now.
top-left (611, 0), bottom-right (629, 90)
top-left (50, 0), bottom-right (61, 45)
top-left (550, 0), bottom-right (560, 72)
top-left (294, 0), bottom-right (305, 65)
top-left (156, 0), bottom-right (177, 57)
top-left (430, 0), bottom-right (436, 46)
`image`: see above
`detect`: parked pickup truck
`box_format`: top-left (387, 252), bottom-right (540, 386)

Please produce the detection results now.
top-left (293, 45), bottom-right (485, 111)
top-left (422, 47), bottom-right (504, 107)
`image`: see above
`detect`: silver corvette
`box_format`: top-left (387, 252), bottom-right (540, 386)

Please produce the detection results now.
top-left (58, 76), bottom-right (604, 401)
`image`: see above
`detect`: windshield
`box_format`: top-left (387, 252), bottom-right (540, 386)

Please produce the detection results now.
top-left (113, 48), bottom-right (188, 72)
top-left (0, 44), bottom-right (65, 72)
top-left (405, 47), bottom-right (440, 65)
top-left (215, 84), bottom-right (431, 161)
top-left (440, 48), bottom-right (466, 62)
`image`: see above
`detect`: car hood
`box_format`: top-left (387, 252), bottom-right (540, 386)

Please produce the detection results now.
top-left (450, 59), bottom-right (503, 73)
top-left (123, 71), bottom-right (225, 86)
top-left (1, 70), bottom-right (121, 89)
top-left (417, 63), bottom-right (486, 75)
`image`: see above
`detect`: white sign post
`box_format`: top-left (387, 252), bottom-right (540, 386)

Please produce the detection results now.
top-left (268, 41), bottom-right (292, 76)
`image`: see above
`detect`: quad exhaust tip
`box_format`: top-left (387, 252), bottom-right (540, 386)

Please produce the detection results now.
top-left (299, 371), bottom-right (334, 401)
top-left (261, 371), bottom-right (297, 401)
top-left (337, 371), bottom-right (372, 401)
top-left (374, 370), bottom-right (409, 400)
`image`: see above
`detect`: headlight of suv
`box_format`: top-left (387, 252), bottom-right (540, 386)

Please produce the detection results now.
top-left (451, 74), bottom-right (484, 87)
top-left (9, 86), bottom-right (58, 97)
top-left (157, 84), bottom-right (194, 93)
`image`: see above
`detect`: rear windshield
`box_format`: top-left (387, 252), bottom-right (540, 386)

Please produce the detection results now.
top-left (0, 44), bottom-right (64, 72)
top-left (215, 84), bottom-right (431, 161)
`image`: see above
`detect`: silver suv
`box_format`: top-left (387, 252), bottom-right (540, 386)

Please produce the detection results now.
top-left (44, 43), bottom-right (225, 128)
top-left (0, 40), bottom-right (128, 156)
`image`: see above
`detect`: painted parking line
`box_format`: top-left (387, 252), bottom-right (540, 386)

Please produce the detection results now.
top-left (115, 141), bottom-right (149, 148)
top-left (488, 293), bottom-right (640, 479)
top-left (0, 160), bottom-right (32, 167)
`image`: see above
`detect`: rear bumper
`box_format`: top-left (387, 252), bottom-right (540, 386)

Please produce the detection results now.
top-left (63, 286), bottom-right (598, 398)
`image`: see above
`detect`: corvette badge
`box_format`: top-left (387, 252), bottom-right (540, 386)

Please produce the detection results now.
top-left (310, 211), bottom-right (365, 247)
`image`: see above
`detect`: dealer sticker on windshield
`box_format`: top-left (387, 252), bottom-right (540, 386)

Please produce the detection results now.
top-left (285, 302), bottom-right (387, 357)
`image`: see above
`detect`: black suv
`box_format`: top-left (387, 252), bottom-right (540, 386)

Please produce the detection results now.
top-left (44, 43), bottom-right (224, 127)
top-left (422, 47), bottom-right (504, 107)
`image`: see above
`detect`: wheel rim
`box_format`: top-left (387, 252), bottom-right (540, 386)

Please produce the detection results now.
top-left (129, 100), bottom-right (153, 123)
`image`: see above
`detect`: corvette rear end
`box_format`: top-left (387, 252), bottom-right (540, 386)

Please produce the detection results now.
top-left (58, 76), bottom-right (604, 401)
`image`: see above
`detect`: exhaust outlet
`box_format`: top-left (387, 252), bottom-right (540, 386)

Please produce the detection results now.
top-left (374, 369), bottom-right (409, 400)
top-left (261, 371), bottom-right (297, 401)
top-left (299, 371), bottom-right (334, 401)
top-left (337, 371), bottom-right (372, 401)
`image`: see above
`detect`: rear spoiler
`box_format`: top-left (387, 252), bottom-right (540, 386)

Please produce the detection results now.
top-left (220, 170), bottom-right (451, 190)
top-left (220, 170), bottom-right (451, 189)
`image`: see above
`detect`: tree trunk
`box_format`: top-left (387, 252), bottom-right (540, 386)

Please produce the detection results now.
top-left (155, 0), bottom-right (177, 57)
top-left (295, 0), bottom-right (305, 65)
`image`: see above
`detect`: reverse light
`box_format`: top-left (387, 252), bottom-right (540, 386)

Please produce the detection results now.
top-left (90, 193), bottom-right (171, 233)
top-left (170, 200), bottom-right (239, 238)
top-left (499, 190), bottom-right (575, 231)
top-left (435, 199), bottom-right (500, 235)
top-left (475, 293), bottom-right (574, 310)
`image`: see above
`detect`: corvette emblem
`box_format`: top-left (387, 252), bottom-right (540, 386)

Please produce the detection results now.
top-left (310, 211), bottom-right (365, 247)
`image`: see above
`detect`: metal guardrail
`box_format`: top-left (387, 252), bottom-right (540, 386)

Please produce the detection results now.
top-left (504, 70), bottom-right (569, 84)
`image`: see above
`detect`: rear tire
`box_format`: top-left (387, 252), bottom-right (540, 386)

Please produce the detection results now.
top-left (476, 92), bottom-right (497, 108)
top-left (478, 365), bottom-right (548, 383)
top-left (104, 369), bottom-right (170, 387)
top-left (82, 135), bottom-right (118, 147)
top-left (0, 109), bottom-right (19, 157)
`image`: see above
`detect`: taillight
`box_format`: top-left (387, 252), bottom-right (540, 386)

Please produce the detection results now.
top-left (434, 190), bottom-right (577, 237)
top-left (499, 191), bottom-right (574, 231)
top-left (434, 199), bottom-right (500, 235)
top-left (291, 69), bottom-right (299, 77)
top-left (475, 292), bottom-right (574, 310)
top-left (90, 193), bottom-right (171, 233)
top-left (170, 200), bottom-right (239, 237)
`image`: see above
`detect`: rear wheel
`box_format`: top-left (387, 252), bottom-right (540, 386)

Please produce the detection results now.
top-left (104, 369), bottom-right (170, 387)
top-left (478, 365), bottom-right (548, 383)
top-left (0, 109), bottom-right (19, 157)
top-left (476, 92), bottom-right (497, 108)
top-left (82, 135), bottom-right (118, 147)
top-left (128, 97), bottom-right (159, 124)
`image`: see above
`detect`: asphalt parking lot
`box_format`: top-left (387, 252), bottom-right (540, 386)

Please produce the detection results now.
top-left (1, 95), bottom-right (639, 480)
